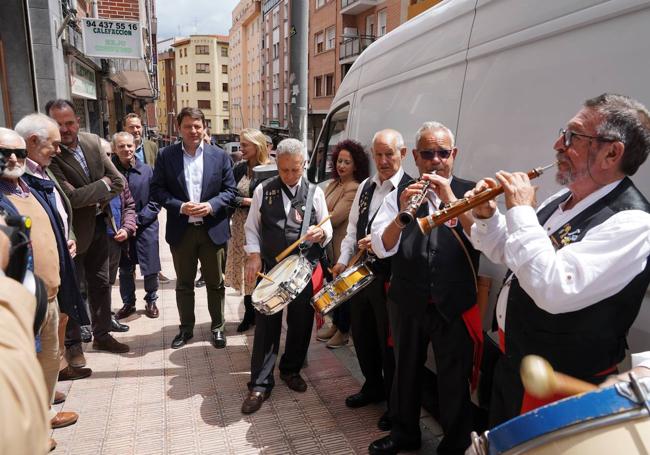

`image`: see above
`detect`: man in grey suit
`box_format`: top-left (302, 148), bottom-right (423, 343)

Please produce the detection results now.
top-left (123, 113), bottom-right (158, 167)
top-left (46, 99), bottom-right (129, 363)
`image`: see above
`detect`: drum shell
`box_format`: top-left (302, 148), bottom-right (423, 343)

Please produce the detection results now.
top-left (485, 379), bottom-right (650, 454)
top-left (311, 262), bottom-right (374, 315)
top-left (252, 255), bottom-right (313, 315)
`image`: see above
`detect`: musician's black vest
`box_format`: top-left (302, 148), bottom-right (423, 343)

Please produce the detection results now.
top-left (259, 176), bottom-right (321, 269)
top-left (356, 172), bottom-right (412, 276)
top-left (388, 177), bottom-right (479, 321)
top-left (505, 177), bottom-right (650, 378)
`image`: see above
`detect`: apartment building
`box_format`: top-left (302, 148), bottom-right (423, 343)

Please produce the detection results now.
top-left (260, 0), bottom-right (291, 132)
top-left (308, 0), bottom-right (433, 147)
top-left (172, 35), bottom-right (231, 134)
top-left (156, 49), bottom-right (177, 143)
top-left (229, 0), bottom-right (263, 133)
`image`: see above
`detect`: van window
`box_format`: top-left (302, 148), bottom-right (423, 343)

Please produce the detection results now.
top-left (308, 103), bottom-right (349, 183)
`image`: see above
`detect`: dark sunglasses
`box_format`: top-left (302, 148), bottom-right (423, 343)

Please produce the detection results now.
top-left (418, 148), bottom-right (452, 160)
top-left (0, 147), bottom-right (27, 159)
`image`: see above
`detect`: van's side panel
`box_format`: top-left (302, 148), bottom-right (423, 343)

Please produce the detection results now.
top-left (457, 0), bottom-right (650, 354)
top-left (349, 0), bottom-right (476, 172)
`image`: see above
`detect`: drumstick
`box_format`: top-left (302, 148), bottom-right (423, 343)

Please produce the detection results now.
top-left (256, 271), bottom-right (275, 284)
top-left (346, 249), bottom-right (365, 268)
top-left (520, 355), bottom-right (597, 399)
top-left (274, 214), bottom-right (333, 263)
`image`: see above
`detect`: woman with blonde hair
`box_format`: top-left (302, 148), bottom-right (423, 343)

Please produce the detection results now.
top-left (225, 128), bottom-right (271, 332)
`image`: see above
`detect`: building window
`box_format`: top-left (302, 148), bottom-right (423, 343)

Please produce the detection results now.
top-left (197, 81), bottom-right (210, 91)
top-left (222, 83), bottom-right (228, 92)
top-left (184, 48), bottom-right (187, 57)
top-left (180, 66), bottom-right (183, 75)
top-left (198, 100), bottom-right (211, 110)
top-left (221, 47), bottom-right (228, 57)
top-left (184, 65), bottom-right (188, 73)
top-left (273, 43), bottom-right (279, 59)
top-left (316, 0), bottom-right (325, 7)
top-left (223, 119), bottom-right (230, 130)
top-left (195, 45), bottom-right (209, 55)
top-left (205, 119), bottom-right (212, 129)
top-left (222, 65), bottom-right (228, 74)
top-left (181, 85), bottom-right (184, 92)
top-left (315, 76), bottom-right (322, 97)
top-left (326, 26), bottom-right (336, 50)
top-left (223, 101), bottom-right (229, 111)
top-left (325, 74), bottom-right (334, 96)
top-left (196, 63), bottom-right (210, 73)
top-left (378, 9), bottom-right (388, 37)
top-left (315, 32), bottom-right (324, 53)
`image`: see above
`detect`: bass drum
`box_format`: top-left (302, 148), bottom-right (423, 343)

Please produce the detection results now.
top-left (252, 254), bottom-right (313, 315)
top-left (471, 376), bottom-right (650, 454)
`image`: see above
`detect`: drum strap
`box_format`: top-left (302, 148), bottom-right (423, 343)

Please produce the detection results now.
top-left (298, 183), bottom-right (317, 244)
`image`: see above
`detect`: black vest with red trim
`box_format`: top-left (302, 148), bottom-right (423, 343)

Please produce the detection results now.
top-left (259, 176), bottom-right (320, 270)
top-left (505, 177), bottom-right (650, 379)
top-left (388, 176), bottom-right (479, 320)
top-left (356, 172), bottom-right (412, 276)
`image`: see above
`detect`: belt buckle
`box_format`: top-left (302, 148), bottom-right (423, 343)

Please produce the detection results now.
top-left (192, 220), bottom-right (204, 226)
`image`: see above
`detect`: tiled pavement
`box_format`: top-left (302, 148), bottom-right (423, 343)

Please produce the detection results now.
top-left (51, 214), bottom-right (441, 454)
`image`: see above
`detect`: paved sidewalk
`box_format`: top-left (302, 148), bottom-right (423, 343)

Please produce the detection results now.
top-left (51, 214), bottom-right (440, 454)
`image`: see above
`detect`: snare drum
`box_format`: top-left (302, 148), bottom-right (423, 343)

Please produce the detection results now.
top-left (252, 254), bottom-right (313, 315)
top-left (471, 376), bottom-right (650, 454)
top-left (311, 261), bottom-right (374, 315)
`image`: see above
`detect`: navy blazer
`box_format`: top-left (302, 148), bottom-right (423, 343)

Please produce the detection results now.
top-left (150, 142), bottom-right (237, 247)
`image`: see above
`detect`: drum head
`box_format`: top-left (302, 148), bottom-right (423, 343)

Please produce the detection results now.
top-left (253, 255), bottom-right (301, 302)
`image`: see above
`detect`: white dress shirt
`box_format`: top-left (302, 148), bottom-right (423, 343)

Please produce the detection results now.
top-left (244, 179), bottom-right (333, 254)
top-left (338, 168), bottom-right (405, 265)
top-left (182, 141), bottom-right (205, 223)
top-left (371, 174), bottom-right (452, 259)
top-left (470, 179), bottom-right (650, 331)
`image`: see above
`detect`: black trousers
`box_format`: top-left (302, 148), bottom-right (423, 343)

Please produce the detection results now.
top-left (66, 216), bottom-right (112, 345)
top-left (349, 278), bottom-right (394, 401)
top-left (388, 300), bottom-right (474, 454)
top-left (249, 282), bottom-right (314, 393)
top-left (170, 225), bottom-right (226, 333)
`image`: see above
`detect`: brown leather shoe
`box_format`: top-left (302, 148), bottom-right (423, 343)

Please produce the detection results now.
top-left (48, 438), bottom-right (57, 452)
top-left (114, 304), bottom-right (136, 320)
top-left (92, 334), bottom-right (129, 353)
top-left (65, 343), bottom-right (86, 368)
top-left (279, 372), bottom-right (308, 392)
top-left (145, 302), bottom-right (159, 318)
top-left (53, 390), bottom-right (66, 405)
top-left (58, 365), bottom-right (92, 381)
top-left (241, 390), bottom-right (270, 414)
top-left (51, 411), bottom-right (78, 429)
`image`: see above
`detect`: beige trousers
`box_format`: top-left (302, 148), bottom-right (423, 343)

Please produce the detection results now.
top-left (36, 298), bottom-right (60, 413)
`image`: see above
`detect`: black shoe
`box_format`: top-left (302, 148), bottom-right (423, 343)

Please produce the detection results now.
top-left (368, 435), bottom-right (420, 455)
top-left (80, 325), bottom-right (92, 343)
top-left (211, 330), bottom-right (226, 349)
top-left (345, 390), bottom-right (384, 408)
top-left (195, 276), bottom-right (205, 288)
top-left (114, 304), bottom-right (136, 320)
top-left (279, 372), bottom-right (308, 392)
top-left (377, 411), bottom-right (392, 431)
top-left (171, 332), bottom-right (193, 349)
top-left (110, 315), bottom-right (130, 332)
top-left (237, 297), bottom-right (256, 332)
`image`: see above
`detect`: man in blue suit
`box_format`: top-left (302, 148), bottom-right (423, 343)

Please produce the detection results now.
top-left (151, 107), bottom-right (237, 349)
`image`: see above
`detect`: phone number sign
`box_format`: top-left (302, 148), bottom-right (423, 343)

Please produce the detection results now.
top-left (82, 18), bottom-right (143, 59)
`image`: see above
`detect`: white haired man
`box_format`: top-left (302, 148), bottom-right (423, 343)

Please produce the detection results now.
top-left (241, 138), bottom-right (333, 414)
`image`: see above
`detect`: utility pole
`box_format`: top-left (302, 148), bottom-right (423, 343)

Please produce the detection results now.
top-left (288, 0), bottom-right (308, 150)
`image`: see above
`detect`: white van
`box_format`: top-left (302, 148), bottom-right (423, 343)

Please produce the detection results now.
top-left (307, 0), bottom-right (650, 355)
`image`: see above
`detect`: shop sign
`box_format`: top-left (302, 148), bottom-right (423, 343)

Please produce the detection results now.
top-left (70, 60), bottom-right (97, 100)
top-left (82, 18), bottom-right (143, 59)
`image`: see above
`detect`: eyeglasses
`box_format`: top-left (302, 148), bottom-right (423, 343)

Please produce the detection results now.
top-left (418, 148), bottom-right (452, 160)
top-left (0, 147), bottom-right (27, 159)
top-left (558, 128), bottom-right (616, 148)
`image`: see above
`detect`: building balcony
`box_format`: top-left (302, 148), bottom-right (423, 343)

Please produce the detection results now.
top-left (339, 35), bottom-right (375, 64)
top-left (108, 58), bottom-right (155, 99)
top-left (340, 0), bottom-right (378, 15)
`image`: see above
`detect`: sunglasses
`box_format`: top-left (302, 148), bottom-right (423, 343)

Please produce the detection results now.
top-left (0, 147), bottom-right (27, 159)
top-left (418, 148), bottom-right (452, 160)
